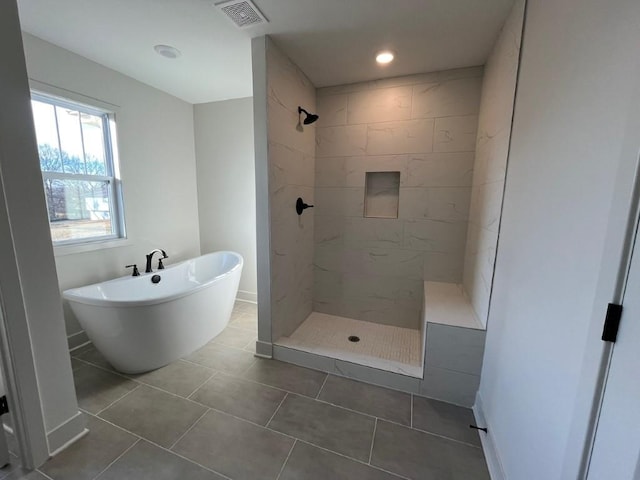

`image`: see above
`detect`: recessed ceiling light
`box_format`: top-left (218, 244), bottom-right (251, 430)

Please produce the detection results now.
top-left (154, 44), bottom-right (181, 59)
top-left (376, 50), bottom-right (395, 64)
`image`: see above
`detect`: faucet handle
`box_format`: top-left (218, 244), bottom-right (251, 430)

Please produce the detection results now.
top-left (125, 264), bottom-right (140, 277)
top-left (157, 258), bottom-right (165, 270)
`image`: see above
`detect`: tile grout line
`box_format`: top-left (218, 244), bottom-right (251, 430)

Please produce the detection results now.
top-left (240, 336), bottom-right (258, 350)
top-left (95, 384), bottom-right (141, 416)
top-left (84, 412), bottom-right (233, 480)
top-left (229, 311), bottom-right (257, 326)
top-left (73, 356), bottom-right (149, 386)
top-left (368, 418), bottom-right (378, 465)
top-left (274, 439), bottom-right (297, 480)
top-left (229, 322), bottom-right (258, 334)
top-left (213, 324), bottom-right (256, 338)
top-left (409, 426), bottom-right (483, 449)
top-left (179, 357), bottom-right (220, 370)
top-left (135, 362), bottom-right (413, 431)
top-left (91, 438), bottom-right (140, 480)
top-left (87, 399), bottom-right (413, 480)
top-left (35, 471), bottom-right (55, 480)
top-left (185, 371), bottom-right (219, 399)
top-left (265, 393), bottom-right (288, 429)
top-left (199, 341), bottom-right (256, 355)
top-left (410, 394), bottom-right (413, 428)
top-left (78, 354), bottom-right (478, 448)
top-left (81, 335), bottom-right (484, 472)
top-left (315, 114), bottom-right (479, 133)
top-left (237, 357), bottom-right (259, 376)
top-left (294, 439), bottom-right (411, 480)
top-left (130, 381), bottom-right (218, 410)
top-left (431, 116), bottom-right (437, 154)
top-left (77, 354), bottom-right (480, 476)
top-left (315, 374), bottom-right (330, 399)
top-left (168, 408), bottom-right (211, 450)
top-left (317, 71), bottom-right (482, 98)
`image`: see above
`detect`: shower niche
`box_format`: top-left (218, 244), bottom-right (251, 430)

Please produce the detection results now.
top-left (364, 171), bottom-right (400, 219)
top-left (253, 0), bottom-right (525, 407)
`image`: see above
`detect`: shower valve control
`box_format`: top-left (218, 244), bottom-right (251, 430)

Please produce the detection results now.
top-left (296, 197), bottom-right (314, 215)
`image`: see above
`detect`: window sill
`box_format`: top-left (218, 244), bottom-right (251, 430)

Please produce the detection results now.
top-left (53, 238), bottom-right (131, 257)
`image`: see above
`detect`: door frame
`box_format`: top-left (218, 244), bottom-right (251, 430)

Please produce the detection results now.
top-left (0, 0), bottom-right (68, 468)
top-left (584, 154), bottom-right (640, 477)
top-left (561, 65), bottom-right (640, 478)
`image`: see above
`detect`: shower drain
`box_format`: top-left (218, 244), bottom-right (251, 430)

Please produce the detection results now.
top-left (348, 335), bottom-right (360, 343)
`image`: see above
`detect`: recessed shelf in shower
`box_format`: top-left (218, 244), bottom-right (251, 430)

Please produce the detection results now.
top-left (364, 171), bottom-right (401, 219)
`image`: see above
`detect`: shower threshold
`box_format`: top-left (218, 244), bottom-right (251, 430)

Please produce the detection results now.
top-left (274, 312), bottom-right (424, 378)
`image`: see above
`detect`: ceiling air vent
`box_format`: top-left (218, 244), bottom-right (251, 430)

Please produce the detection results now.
top-left (215, 0), bottom-right (268, 28)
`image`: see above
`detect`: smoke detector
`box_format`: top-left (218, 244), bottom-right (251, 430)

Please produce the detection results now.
top-left (214, 0), bottom-right (268, 28)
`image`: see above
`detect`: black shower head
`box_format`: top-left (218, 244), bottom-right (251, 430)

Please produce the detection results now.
top-left (303, 113), bottom-right (319, 125)
top-left (298, 106), bottom-right (319, 125)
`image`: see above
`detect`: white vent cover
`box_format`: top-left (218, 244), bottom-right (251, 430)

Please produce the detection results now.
top-left (214, 0), bottom-right (268, 28)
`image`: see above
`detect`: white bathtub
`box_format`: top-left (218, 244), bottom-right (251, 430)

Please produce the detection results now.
top-left (63, 251), bottom-right (243, 374)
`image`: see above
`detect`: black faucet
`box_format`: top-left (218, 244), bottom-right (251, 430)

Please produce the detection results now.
top-left (125, 264), bottom-right (140, 276)
top-left (145, 249), bottom-right (168, 273)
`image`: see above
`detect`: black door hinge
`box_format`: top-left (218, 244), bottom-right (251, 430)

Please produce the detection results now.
top-left (602, 303), bottom-right (623, 342)
top-left (0, 396), bottom-right (9, 416)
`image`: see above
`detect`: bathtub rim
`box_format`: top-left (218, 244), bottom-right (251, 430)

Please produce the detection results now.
top-left (62, 251), bottom-right (243, 308)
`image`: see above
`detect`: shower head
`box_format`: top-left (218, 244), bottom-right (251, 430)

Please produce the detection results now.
top-left (298, 106), bottom-right (319, 125)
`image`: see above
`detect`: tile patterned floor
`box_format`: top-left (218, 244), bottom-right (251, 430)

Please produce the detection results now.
top-left (5, 301), bottom-right (490, 480)
top-left (275, 312), bottom-right (423, 377)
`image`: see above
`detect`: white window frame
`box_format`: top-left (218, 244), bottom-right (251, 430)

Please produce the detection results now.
top-left (30, 89), bottom-right (127, 249)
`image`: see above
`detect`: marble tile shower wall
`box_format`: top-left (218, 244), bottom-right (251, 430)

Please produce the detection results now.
top-left (314, 67), bottom-right (483, 329)
top-left (267, 40), bottom-right (317, 340)
top-left (463, 0), bottom-right (525, 327)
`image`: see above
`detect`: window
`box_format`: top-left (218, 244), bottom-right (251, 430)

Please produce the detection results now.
top-left (30, 93), bottom-right (125, 245)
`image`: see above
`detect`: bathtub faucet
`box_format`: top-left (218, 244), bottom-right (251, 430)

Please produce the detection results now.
top-left (145, 249), bottom-right (168, 273)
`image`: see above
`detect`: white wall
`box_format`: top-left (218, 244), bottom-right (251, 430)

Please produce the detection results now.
top-left (194, 98), bottom-right (257, 301)
top-left (21, 34), bottom-right (201, 344)
top-left (478, 0), bottom-right (640, 478)
top-left (251, 37), bottom-right (272, 356)
top-left (463, 0), bottom-right (524, 327)
top-left (1, 2), bottom-right (83, 463)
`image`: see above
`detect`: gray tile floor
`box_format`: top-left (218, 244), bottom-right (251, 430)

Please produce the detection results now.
top-left (5, 302), bottom-right (490, 480)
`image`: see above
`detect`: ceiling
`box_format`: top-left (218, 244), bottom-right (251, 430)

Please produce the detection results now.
top-left (17, 0), bottom-right (515, 105)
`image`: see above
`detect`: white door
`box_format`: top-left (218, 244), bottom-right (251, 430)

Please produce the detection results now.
top-left (588, 220), bottom-right (640, 478)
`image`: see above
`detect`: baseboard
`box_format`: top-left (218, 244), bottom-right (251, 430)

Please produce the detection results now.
top-left (236, 291), bottom-right (257, 303)
top-left (255, 340), bottom-right (273, 358)
top-left (67, 330), bottom-right (89, 351)
top-left (473, 392), bottom-right (506, 480)
top-left (47, 410), bottom-right (87, 456)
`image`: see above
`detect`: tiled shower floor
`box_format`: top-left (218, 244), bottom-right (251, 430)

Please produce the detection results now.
top-left (275, 312), bottom-right (424, 377)
top-left (3, 301), bottom-right (489, 480)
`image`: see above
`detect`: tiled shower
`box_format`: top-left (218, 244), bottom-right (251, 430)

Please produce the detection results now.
top-left (313, 67), bottom-right (482, 329)
top-left (254, 0), bottom-right (524, 405)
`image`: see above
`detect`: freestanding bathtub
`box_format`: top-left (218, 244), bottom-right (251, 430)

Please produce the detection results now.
top-left (63, 251), bottom-right (243, 374)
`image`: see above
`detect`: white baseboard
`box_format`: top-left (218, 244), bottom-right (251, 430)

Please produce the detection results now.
top-left (67, 330), bottom-right (89, 351)
top-left (255, 341), bottom-right (273, 358)
top-left (236, 290), bottom-right (257, 303)
top-left (473, 392), bottom-right (506, 480)
top-left (47, 410), bottom-right (87, 456)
